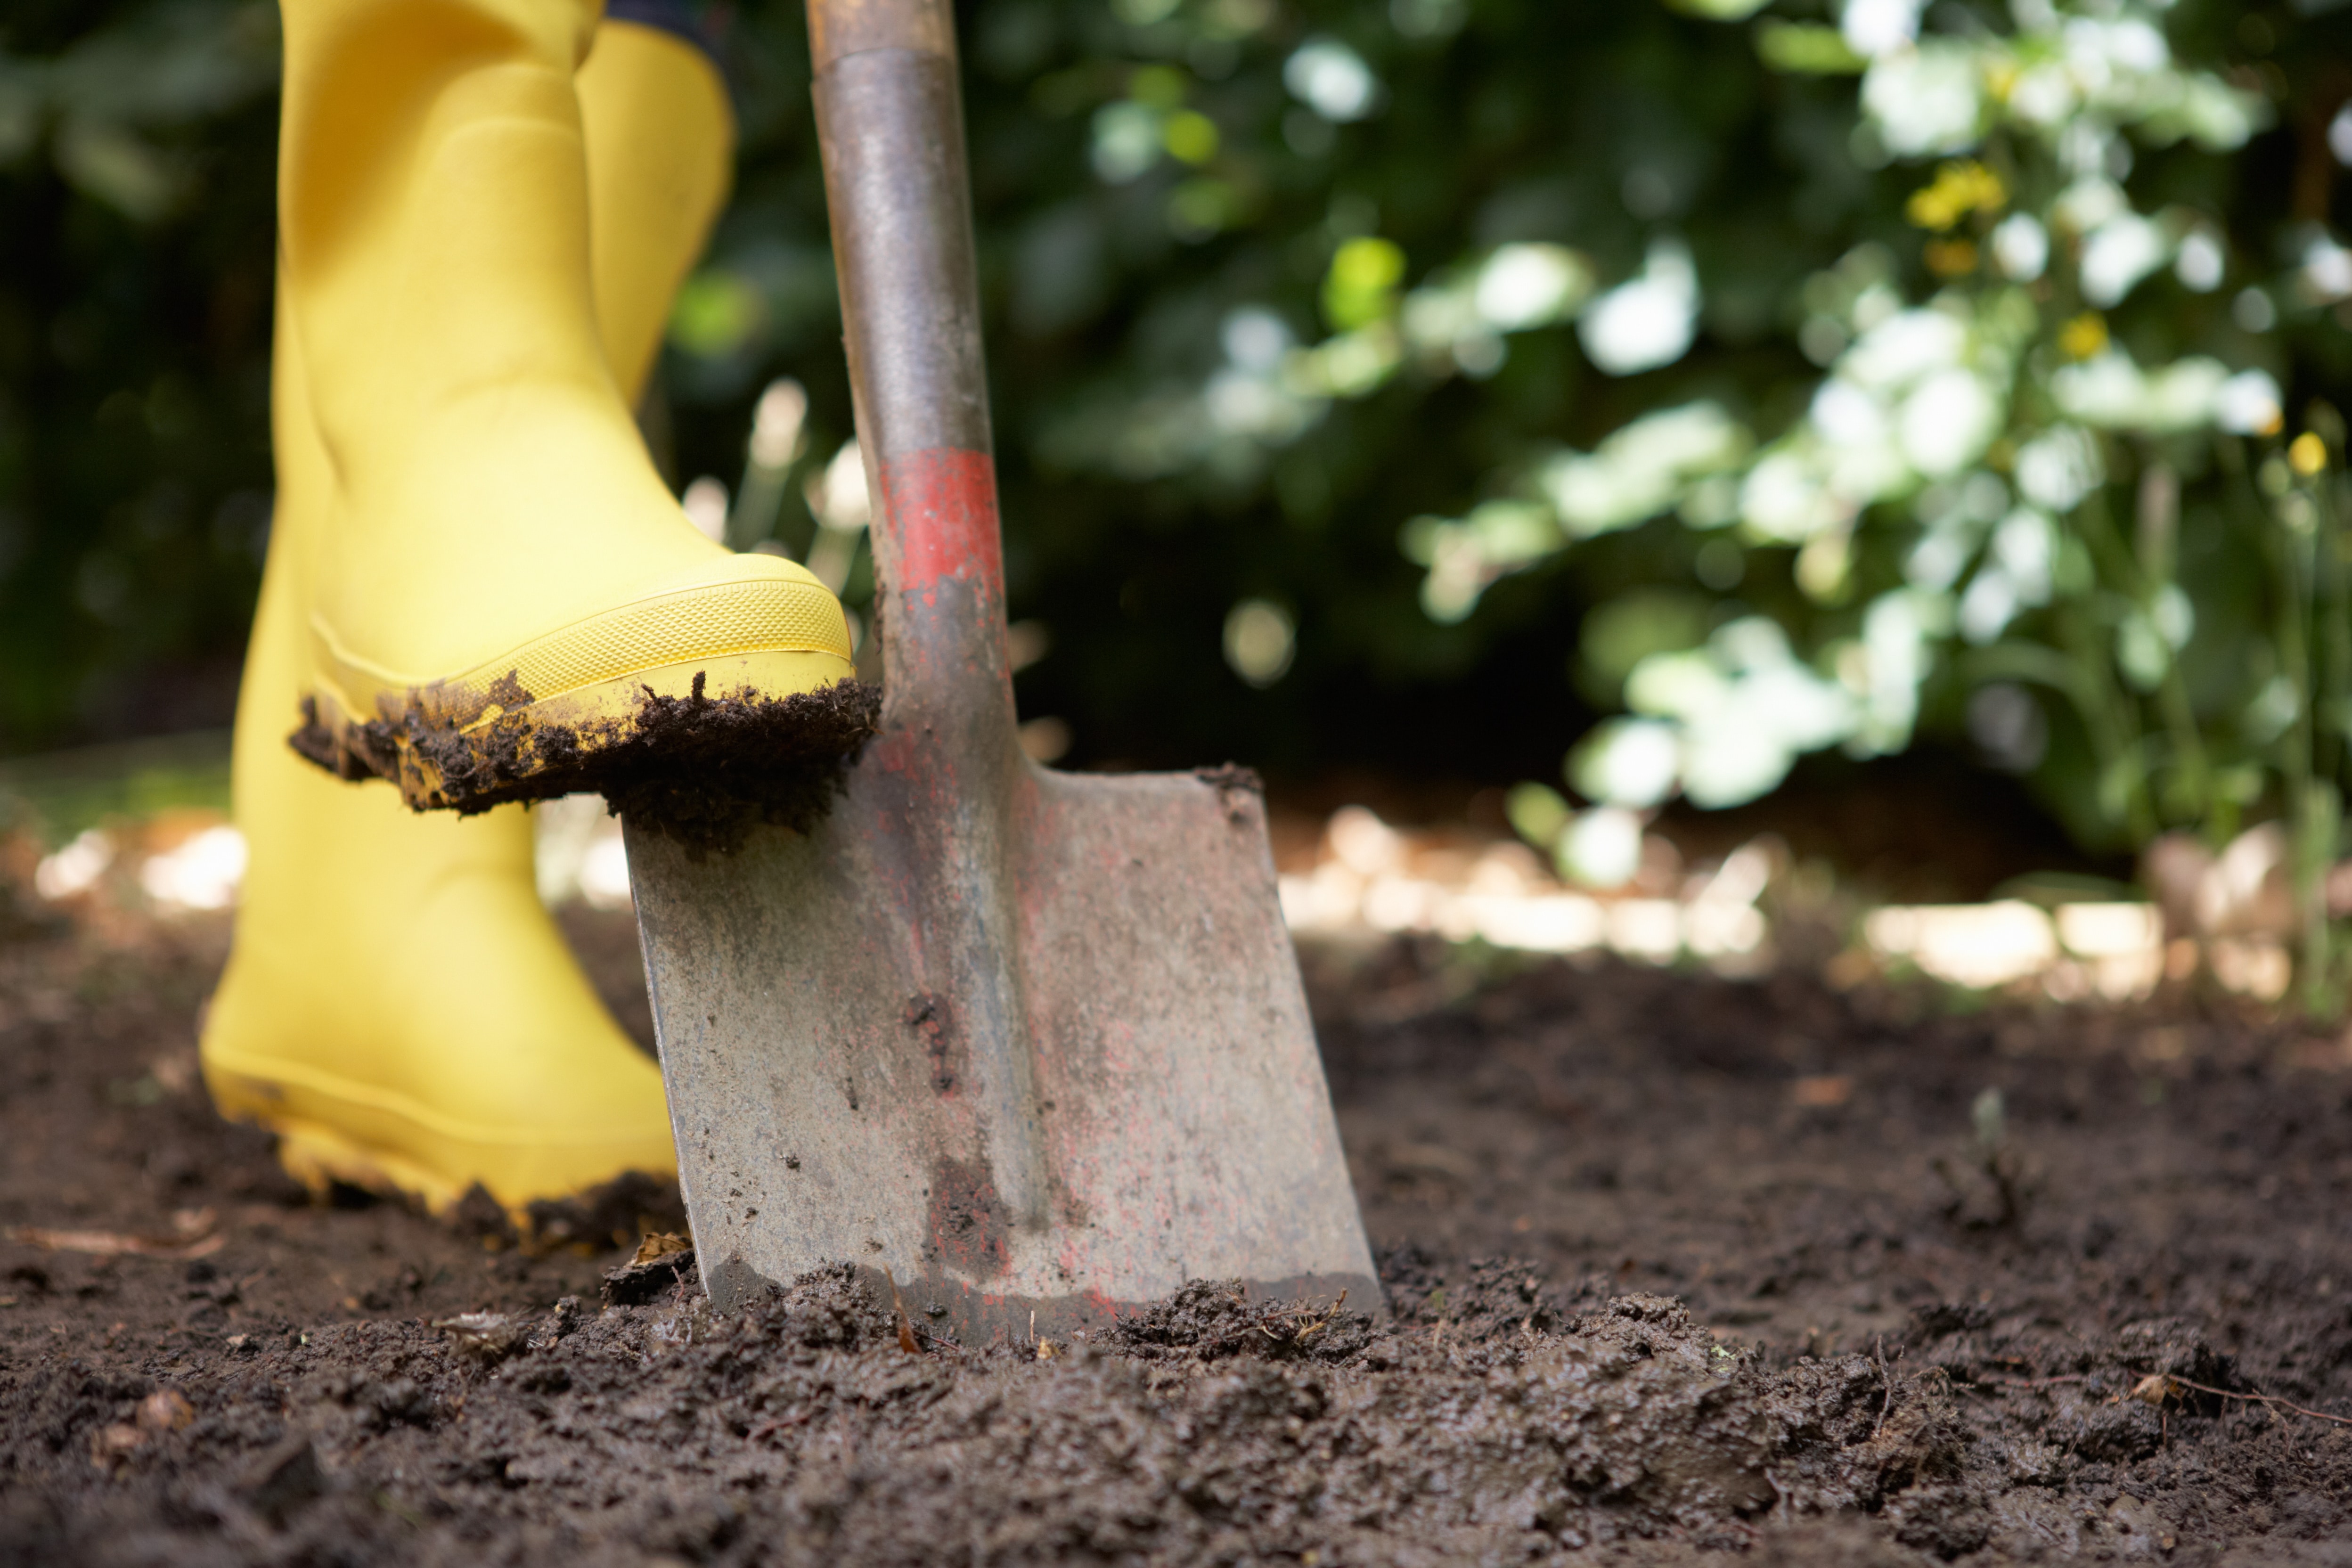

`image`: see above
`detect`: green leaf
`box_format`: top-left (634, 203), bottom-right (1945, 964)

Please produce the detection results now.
top-left (1754, 21), bottom-right (1865, 75)
top-left (1664, 0), bottom-right (1775, 20)
top-left (1504, 782), bottom-right (1573, 849)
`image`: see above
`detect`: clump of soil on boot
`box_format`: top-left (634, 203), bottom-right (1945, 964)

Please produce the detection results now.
top-left (291, 675), bottom-right (881, 854)
top-left (597, 677), bottom-right (881, 856)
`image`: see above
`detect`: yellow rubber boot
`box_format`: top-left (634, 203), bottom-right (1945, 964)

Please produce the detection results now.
top-left (580, 18), bottom-right (736, 406)
top-left (202, 16), bottom-right (748, 1224)
top-left (274, 0), bottom-right (864, 816)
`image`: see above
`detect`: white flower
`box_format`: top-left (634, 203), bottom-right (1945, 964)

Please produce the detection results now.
top-left (1899, 370), bottom-right (2003, 477)
top-left (2302, 235), bottom-right (2352, 304)
top-left (1812, 380), bottom-right (1890, 449)
top-left (1284, 38), bottom-right (1380, 122)
top-left (1089, 102), bottom-right (1161, 184)
top-left (1570, 719), bottom-right (1682, 810)
top-left (2214, 369), bottom-right (2283, 436)
top-left (1989, 507), bottom-right (2057, 604)
top-left (2080, 212), bottom-right (2171, 308)
top-left (1990, 213), bottom-right (2050, 281)
top-left (2174, 229), bottom-right (2226, 293)
top-left (1863, 42), bottom-right (1983, 156)
top-left (1854, 588), bottom-right (1947, 751)
top-left (2050, 353), bottom-right (2229, 432)
top-left (1206, 369), bottom-right (1309, 439)
top-left (1740, 451), bottom-right (1839, 543)
top-left (1905, 523), bottom-right (1977, 592)
top-left (2006, 64), bottom-right (2077, 128)
top-left (1472, 244), bottom-right (1593, 332)
top-left (1541, 400), bottom-right (1749, 538)
top-left (1577, 240), bottom-right (1699, 376)
top-left (1844, 308), bottom-right (1966, 391)
top-left (2014, 426), bottom-right (2103, 513)
top-left (1221, 308), bottom-right (1293, 372)
top-left (2053, 177), bottom-right (2127, 232)
top-left (1841, 0), bottom-right (1923, 57)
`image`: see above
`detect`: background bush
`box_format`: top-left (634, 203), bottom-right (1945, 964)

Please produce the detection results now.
top-left (4, 0), bottom-right (2348, 877)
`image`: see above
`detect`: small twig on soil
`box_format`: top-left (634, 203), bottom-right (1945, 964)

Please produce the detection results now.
top-left (1979, 1373), bottom-right (2091, 1389)
top-left (3, 1208), bottom-right (222, 1260)
top-left (1244, 1289), bottom-right (1348, 1346)
top-left (880, 1266), bottom-right (921, 1356)
top-left (914, 1323), bottom-right (964, 1356)
top-left (1301, 1289), bottom-right (1348, 1341)
top-left (746, 1412), bottom-right (808, 1445)
top-left (2140, 1373), bottom-right (2352, 1428)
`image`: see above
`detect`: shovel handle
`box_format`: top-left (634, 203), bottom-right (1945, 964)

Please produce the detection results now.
top-left (808, 0), bottom-right (1012, 727)
top-left (808, 0), bottom-right (955, 69)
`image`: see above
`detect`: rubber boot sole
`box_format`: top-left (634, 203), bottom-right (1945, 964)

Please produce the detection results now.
top-left (290, 580), bottom-right (878, 849)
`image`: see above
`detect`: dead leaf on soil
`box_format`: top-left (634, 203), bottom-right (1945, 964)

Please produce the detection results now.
top-left (89, 1423), bottom-right (145, 1468)
top-left (1792, 1074), bottom-right (1854, 1107)
top-left (5, 1207), bottom-right (222, 1260)
top-left (632, 1231), bottom-right (691, 1266)
top-left (433, 1311), bottom-right (529, 1362)
top-left (139, 1389), bottom-right (194, 1431)
top-left (602, 1237), bottom-right (696, 1307)
top-left (86, 1391), bottom-right (191, 1470)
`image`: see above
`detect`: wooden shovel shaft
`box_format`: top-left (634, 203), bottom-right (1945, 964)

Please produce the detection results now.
top-left (805, 0), bottom-right (1047, 1232)
top-left (808, 0), bottom-right (1013, 734)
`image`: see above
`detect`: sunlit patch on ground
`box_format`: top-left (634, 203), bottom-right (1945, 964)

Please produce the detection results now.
top-left (0, 781), bottom-right (2325, 1010)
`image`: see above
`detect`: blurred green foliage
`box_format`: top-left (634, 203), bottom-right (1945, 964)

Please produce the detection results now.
top-left (0, 0), bottom-right (278, 749)
top-left (8, 0), bottom-right (2352, 924)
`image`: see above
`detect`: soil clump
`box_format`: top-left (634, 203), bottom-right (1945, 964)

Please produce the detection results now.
top-left (2, 908), bottom-right (2348, 1564)
top-left (292, 675), bottom-right (881, 853)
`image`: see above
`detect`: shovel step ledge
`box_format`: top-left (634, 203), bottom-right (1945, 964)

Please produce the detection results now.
top-left (624, 0), bottom-right (1378, 1335)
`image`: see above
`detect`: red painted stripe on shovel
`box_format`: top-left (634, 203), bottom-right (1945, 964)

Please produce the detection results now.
top-left (883, 449), bottom-right (1003, 599)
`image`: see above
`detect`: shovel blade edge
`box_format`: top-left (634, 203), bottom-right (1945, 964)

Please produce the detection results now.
top-left (625, 765), bottom-right (1379, 1340)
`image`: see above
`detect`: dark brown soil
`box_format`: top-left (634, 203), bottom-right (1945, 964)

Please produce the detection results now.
top-left (3, 901), bottom-right (2350, 1565)
top-left (292, 674), bottom-right (881, 853)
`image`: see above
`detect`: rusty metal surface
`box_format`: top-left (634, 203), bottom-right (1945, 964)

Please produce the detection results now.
top-left (626, 0), bottom-right (1379, 1335)
top-left (628, 762), bottom-right (1379, 1331)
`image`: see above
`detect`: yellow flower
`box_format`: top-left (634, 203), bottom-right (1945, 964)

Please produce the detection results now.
top-left (1906, 161), bottom-right (2008, 232)
top-left (2058, 312), bottom-right (2108, 361)
top-left (2290, 432), bottom-right (2328, 476)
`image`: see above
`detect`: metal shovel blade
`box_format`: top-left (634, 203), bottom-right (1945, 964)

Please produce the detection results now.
top-left (623, 0), bottom-right (1378, 1337)
top-left (626, 759), bottom-right (1378, 1334)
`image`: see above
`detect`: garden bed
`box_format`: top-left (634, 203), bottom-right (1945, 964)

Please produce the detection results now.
top-left (2, 896), bottom-right (2349, 1565)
